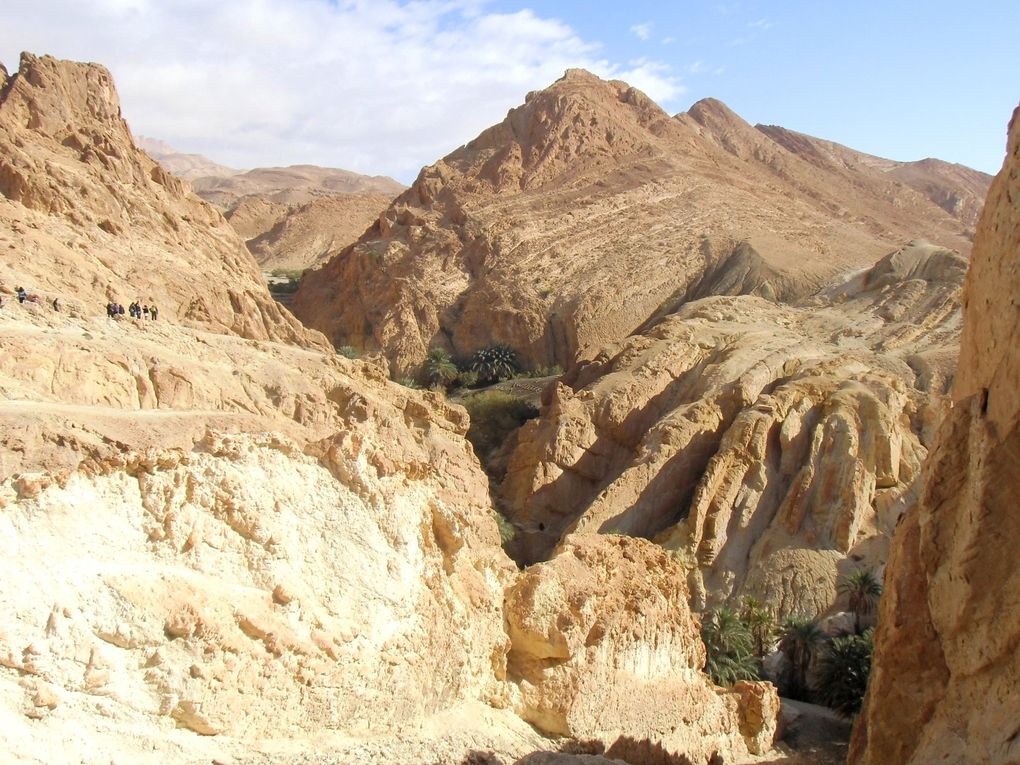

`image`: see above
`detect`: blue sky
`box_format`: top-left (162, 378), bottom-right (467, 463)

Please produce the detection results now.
top-left (1, 1), bottom-right (1016, 181)
top-left (492, 0), bottom-right (1018, 175)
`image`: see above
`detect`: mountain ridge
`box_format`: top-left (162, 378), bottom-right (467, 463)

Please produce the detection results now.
top-left (293, 67), bottom-right (987, 377)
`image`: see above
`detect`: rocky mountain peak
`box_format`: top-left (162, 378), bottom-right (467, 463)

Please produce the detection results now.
top-left (4, 53), bottom-right (124, 141)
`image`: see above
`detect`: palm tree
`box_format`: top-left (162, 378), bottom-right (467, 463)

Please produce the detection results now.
top-left (701, 608), bottom-right (759, 686)
top-left (815, 628), bottom-right (874, 717)
top-left (424, 347), bottom-right (458, 388)
top-left (779, 616), bottom-right (824, 700)
top-left (740, 596), bottom-right (777, 658)
top-left (838, 568), bottom-right (883, 634)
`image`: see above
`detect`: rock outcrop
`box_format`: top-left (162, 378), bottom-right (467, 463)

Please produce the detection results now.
top-left (499, 240), bottom-right (965, 618)
top-left (0, 53), bottom-right (319, 346)
top-left (848, 106), bottom-right (1020, 765)
top-left (506, 535), bottom-right (778, 761)
top-left (293, 69), bottom-right (985, 376)
top-left (242, 192), bottom-right (399, 271)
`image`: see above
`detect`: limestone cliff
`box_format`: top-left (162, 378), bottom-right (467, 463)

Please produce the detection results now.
top-left (848, 106), bottom-right (1020, 765)
top-left (0, 53), bottom-right (320, 346)
top-left (499, 240), bottom-right (965, 618)
top-left (293, 69), bottom-right (983, 376)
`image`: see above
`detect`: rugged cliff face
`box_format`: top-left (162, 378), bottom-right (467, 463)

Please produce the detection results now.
top-left (848, 106), bottom-right (1020, 765)
top-left (499, 240), bottom-right (965, 618)
top-left (0, 53), bottom-right (320, 346)
top-left (505, 535), bottom-right (778, 761)
top-left (293, 68), bottom-right (984, 376)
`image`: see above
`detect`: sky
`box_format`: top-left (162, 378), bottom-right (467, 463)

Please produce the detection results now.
top-left (1, 0), bottom-right (1017, 184)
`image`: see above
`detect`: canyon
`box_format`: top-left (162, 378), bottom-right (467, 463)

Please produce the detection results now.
top-left (1, 48), bottom-right (1017, 765)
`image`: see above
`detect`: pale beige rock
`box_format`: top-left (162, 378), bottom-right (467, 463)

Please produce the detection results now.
top-left (500, 241), bottom-right (963, 617)
top-left (294, 69), bottom-right (983, 375)
top-left (505, 535), bottom-right (778, 762)
top-left (849, 106), bottom-right (1020, 765)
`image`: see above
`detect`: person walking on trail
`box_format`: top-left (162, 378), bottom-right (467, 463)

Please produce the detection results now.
top-left (151, 305), bottom-right (158, 321)
top-left (17, 286), bottom-right (27, 304)
top-left (142, 305), bottom-right (150, 320)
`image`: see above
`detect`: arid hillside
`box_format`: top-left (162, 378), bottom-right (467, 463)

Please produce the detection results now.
top-left (240, 192), bottom-right (400, 271)
top-left (292, 69), bottom-right (988, 377)
top-left (141, 142), bottom-right (404, 272)
top-left (0, 53), bottom-right (317, 346)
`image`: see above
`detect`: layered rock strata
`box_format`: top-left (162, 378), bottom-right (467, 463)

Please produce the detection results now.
top-left (294, 69), bottom-right (985, 376)
top-left (500, 241), bottom-right (965, 618)
top-left (848, 106), bottom-right (1020, 765)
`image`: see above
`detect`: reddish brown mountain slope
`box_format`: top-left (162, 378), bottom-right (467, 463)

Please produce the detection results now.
top-left (293, 69), bottom-right (984, 376)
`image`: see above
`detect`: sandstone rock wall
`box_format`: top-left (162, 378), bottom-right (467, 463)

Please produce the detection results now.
top-left (0, 300), bottom-right (516, 763)
top-left (505, 535), bottom-right (778, 762)
top-left (848, 107), bottom-right (1020, 765)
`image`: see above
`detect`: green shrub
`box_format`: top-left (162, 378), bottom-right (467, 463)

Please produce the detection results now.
top-left (463, 391), bottom-right (538, 464)
top-left (338, 345), bottom-right (359, 359)
top-left (494, 511), bottom-right (517, 546)
top-left (471, 344), bottom-right (520, 384)
top-left (396, 376), bottom-right (422, 389)
top-left (521, 364), bottom-right (564, 378)
top-left (269, 280), bottom-right (300, 294)
top-left (270, 268), bottom-right (305, 281)
top-left (701, 608), bottom-right (760, 687)
top-left (815, 629), bottom-right (874, 717)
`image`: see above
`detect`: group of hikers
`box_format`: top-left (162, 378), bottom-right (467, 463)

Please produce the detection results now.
top-left (1, 286), bottom-right (58, 311)
top-left (106, 301), bottom-right (158, 320)
top-left (2, 286), bottom-right (158, 321)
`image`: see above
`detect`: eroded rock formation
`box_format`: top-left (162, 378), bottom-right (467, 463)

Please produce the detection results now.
top-left (848, 106), bottom-right (1020, 765)
top-left (505, 535), bottom-right (778, 761)
top-left (0, 53), bottom-right (779, 765)
top-left (500, 241), bottom-right (965, 618)
top-left (293, 69), bottom-right (986, 376)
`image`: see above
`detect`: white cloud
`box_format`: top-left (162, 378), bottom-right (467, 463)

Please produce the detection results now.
top-left (630, 22), bottom-right (653, 41)
top-left (0, 0), bottom-right (683, 182)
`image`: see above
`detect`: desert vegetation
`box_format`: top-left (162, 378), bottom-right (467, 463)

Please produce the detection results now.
top-left (462, 390), bottom-right (538, 465)
top-left (701, 569), bottom-right (881, 718)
